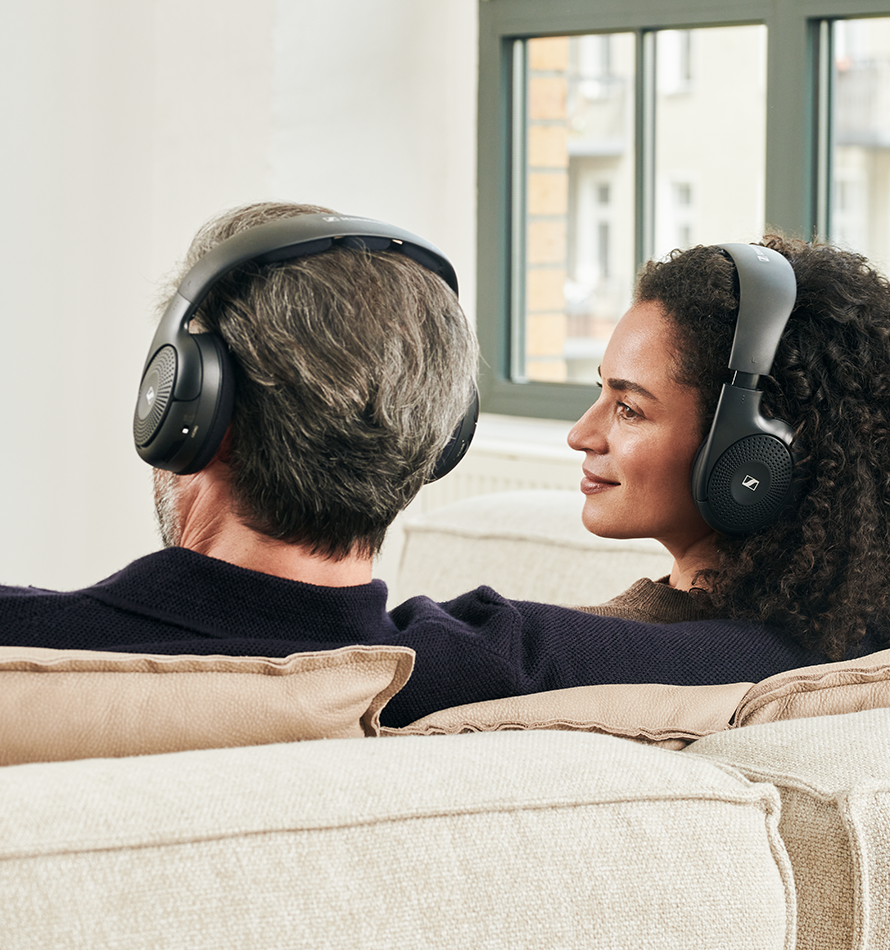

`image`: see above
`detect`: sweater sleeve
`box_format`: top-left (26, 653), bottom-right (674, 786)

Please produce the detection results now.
top-left (384, 585), bottom-right (826, 727)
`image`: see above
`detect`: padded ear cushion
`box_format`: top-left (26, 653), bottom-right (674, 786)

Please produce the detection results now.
top-left (428, 387), bottom-right (479, 482)
top-left (176, 333), bottom-right (236, 475)
top-left (701, 434), bottom-right (794, 535)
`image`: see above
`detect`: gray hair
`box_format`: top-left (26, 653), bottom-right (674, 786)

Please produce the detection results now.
top-left (160, 201), bottom-right (478, 559)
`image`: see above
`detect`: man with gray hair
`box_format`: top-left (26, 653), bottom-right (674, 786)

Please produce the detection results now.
top-left (147, 201), bottom-right (478, 583)
top-left (0, 201), bottom-right (827, 728)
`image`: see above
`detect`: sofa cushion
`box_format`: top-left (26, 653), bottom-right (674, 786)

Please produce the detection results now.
top-left (0, 730), bottom-right (794, 949)
top-left (734, 647), bottom-right (890, 727)
top-left (686, 708), bottom-right (890, 950)
top-left (385, 680), bottom-right (753, 749)
top-left (395, 489), bottom-right (673, 604)
top-left (0, 644), bottom-right (414, 765)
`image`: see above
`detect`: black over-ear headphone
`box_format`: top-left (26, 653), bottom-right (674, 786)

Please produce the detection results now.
top-left (133, 213), bottom-right (478, 480)
top-left (690, 243), bottom-right (798, 536)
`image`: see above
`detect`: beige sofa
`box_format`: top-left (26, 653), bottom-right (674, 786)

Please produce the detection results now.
top-left (2, 490), bottom-right (889, 950)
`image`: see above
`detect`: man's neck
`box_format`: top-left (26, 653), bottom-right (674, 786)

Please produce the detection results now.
top-left (166, 464), bottom-right (375, 588)
top-left (184, 528), bottom-right (374, 587)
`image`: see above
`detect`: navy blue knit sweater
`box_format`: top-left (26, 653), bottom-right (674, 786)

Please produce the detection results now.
top-left (0, 547), bottom-right (839, 727)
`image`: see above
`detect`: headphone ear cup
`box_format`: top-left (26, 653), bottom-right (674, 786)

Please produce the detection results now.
top-left (133, 333), bottom-right (235, 475)
top-left (175, 333), bottom-right (235, 475)
top-left (134, 345), bottom-right (178, 453)
top-left (697, 433), bottom-right (794, 535)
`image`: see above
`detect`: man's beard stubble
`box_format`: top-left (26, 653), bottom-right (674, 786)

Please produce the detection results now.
top-left (152, 468), bottom-right (183, 548)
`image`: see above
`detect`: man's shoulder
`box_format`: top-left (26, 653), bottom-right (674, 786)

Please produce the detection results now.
top-left (0, 550), bottom-right (213, 649)
top-left (0, 578), bottom-right (103, 647)
top-left (0, 547), bottom-right (395, 654)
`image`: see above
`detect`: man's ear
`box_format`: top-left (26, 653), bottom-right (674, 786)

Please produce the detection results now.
top-left (213, 427), bottom-right (233, 465)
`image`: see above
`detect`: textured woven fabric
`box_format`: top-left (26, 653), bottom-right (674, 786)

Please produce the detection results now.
top-left (574, 575), bottom-right (716, 622)
top-left (0, 730), bottom-right (794, 950)
top-left (685, 708), bottom-right (890, 950)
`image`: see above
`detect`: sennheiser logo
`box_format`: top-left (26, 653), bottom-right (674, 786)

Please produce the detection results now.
top-left (146, 386), bottom-right (156, 406)
top-left (742, 474), bottom-right (760, 491)
top-left (755, 249), bottom-right (770, 263)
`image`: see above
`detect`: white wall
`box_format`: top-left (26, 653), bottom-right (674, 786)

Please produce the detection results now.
top-left (0, 0), bottom-right (478, 590)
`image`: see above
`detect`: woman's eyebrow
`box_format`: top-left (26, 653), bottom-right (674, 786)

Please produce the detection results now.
top-left (606, 377), bottom-right (660, 402)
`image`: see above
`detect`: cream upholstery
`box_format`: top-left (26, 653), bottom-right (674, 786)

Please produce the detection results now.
top-left (0, 730), bottom-right (793, 950)
top-left (3, 488), bottom-right (889, 947)
top-left (395, 489), bottom-right (672, 604)
top-left (688, 708), bottom-right (890, 950)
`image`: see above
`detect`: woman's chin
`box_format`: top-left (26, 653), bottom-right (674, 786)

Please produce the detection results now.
top-left (580, 500), bottom-right (621, 539)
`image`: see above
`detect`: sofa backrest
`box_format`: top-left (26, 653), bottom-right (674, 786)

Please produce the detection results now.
top-left (4, 642), bottom-right (888, 766)
top-left (734, 647), bottom-right (890, 727)
top-left (385, 679), bottom-right (753, 749)
top-left (0, 644), bottom-right (414, 764)
top-left (394, 489), bottom-right (673, 604)
top-left (0, 729), bottom-right (794, 950)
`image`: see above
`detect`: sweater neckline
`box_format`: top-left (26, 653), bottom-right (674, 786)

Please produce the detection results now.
top-left (84, 547), bottom-right (393, 641)
top-left (587, 575), bottom-right (716, 624)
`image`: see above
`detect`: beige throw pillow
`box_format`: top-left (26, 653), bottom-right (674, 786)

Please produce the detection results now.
top-left (384, 680), bottom-right (753, 750)
top-left (734, 647), bottom-right (890, 727)
top-left (0, 644), bottom-right (414, 766)
top-left (385, 648), bottom-right (890, 748)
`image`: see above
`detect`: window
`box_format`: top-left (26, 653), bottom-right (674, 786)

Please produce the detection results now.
top-left (477, 0), bottom-right (890, 421)
top-left (830, 16), bottom-right (890, 270)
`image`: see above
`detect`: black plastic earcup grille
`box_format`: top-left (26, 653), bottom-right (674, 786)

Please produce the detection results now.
top-left (708, 434), bottom-right (793, 533)
top-left (133, 346), bottom-right (177, 447)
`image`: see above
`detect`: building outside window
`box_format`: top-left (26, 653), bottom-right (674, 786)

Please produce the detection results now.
top-left (477, 0), bottom-right (890, 422)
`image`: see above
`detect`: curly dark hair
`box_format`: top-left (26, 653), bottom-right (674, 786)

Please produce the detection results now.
top-left (636, 236), bottom-right (890, 660)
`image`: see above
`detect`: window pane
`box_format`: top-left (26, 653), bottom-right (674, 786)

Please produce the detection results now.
top-left (516, 34), bottom-right (636, 384)
top-left (832, 17), bottom-right (890, 271)
top-left (653, 25), bottom-right (767, 261)
top-left (514, 27), bottom-right (767, 388)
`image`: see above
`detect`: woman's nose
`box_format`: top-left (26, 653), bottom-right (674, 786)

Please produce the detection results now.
top-left (568, 402), bottom-right (607, 454)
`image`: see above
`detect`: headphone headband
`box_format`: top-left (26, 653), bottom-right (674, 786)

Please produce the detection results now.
top-left (134, 212), bottom-right (476, 478)
top-left (141, 214), bottom-right (459, 383)
top-left (690, 243), bottom-right (798, 536)
top-left (719, 243), bottom-right (797, 377)
top-left (178, 213), bottom-right (458, 304)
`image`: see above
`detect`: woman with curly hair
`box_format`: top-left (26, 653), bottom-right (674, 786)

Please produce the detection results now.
top-left (569, 236), bottom-right (890, 662)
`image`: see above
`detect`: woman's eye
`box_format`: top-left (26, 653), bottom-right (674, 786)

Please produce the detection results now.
top-left (616, 402), bottom-right (639, 420)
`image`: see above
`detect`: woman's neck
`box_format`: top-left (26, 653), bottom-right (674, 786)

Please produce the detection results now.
top-left (666, 532), bottom-right (719, 591)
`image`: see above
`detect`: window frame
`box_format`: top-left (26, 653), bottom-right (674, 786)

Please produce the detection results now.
top-left (476, 0), bottom-right (890, 421)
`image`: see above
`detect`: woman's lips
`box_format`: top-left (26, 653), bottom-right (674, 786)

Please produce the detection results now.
top-left (580, 471), bottom-right (620, 495)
